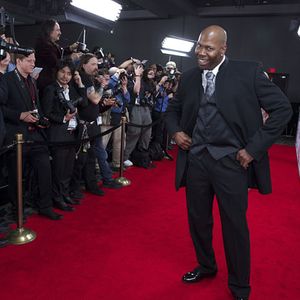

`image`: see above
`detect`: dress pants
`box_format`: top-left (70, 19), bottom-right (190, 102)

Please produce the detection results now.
top-left (186, 149), bottom-right (250, 298)
top-left (124, 106), bottom-right (152, 161)
top-left (51, 145), bottom-right (76, 201)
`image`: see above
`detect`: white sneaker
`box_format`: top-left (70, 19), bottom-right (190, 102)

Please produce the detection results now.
top-left (124, 159), bottom-right (133, 167)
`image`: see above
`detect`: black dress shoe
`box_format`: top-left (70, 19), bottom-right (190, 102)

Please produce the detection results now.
top-left (0, 238), bottom-right (9, 248)
top-left (63, 196), bottom-right (80, 205)
top-left (70, 190), bottom-right (84, 199)
top-left (39, 209), bottom-right (63, 220)
top-left (103, 180), bottom-right (122, 189)
top-left (87, 188), bottom-right (105, 196)
top-left (182, 267), bottom-right (217, 283)
top-left (53, 201), bottom-right (75, 212)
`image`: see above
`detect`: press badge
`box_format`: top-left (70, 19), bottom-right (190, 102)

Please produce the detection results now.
top-left (135, 97), bottom-right (140, 105)
top-left (97, 116), bottom-right (102, 125)
top-left (68, 117), bottom-right (77, 130)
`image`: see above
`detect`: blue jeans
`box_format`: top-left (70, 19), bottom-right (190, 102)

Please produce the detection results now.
top-left (92, 137), bottom-right (113, 183)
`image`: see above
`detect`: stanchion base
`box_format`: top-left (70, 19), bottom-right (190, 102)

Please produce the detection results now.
top-left (115, 177), bottom-right (131, 186)
top-left (6, 227), bottom-right (37, 245)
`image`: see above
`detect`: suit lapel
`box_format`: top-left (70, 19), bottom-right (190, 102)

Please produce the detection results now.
top-left (184, 67), bottom-right (203, 135)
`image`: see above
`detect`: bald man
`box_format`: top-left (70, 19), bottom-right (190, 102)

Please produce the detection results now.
top-left (165, 25), bottom-right (292, 300)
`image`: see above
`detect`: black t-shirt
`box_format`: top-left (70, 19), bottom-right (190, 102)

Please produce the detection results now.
top-left (77, 71), bottom-right (100, 122)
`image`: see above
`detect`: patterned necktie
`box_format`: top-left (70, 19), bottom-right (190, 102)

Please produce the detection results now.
top-left (205, 71), bottom-right (215, 97)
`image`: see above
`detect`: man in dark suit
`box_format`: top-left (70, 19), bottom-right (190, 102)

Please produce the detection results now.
top-left (0, 52), bottom-right (62, 220)
top-left (165, 25), bottom-right (292, 300)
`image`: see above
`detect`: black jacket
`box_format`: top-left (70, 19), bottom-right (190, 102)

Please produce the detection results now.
top-left (165, 58), bottom-right (292, 194)
top-left (0, 70), bottom-right (47, 144)
top-left (41, 81), bottom-right (87, 143)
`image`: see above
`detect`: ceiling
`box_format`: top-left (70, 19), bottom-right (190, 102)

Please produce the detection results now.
top-left (118, 0), bottom-right (300, 19)
top-left (0, 0), bottom-right (300, 27)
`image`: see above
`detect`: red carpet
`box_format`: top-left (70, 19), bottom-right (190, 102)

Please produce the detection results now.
top-left (1, 145), bottom-right (300, 300)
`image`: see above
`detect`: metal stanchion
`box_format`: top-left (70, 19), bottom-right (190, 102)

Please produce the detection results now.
top-left (6, 134), bottom-right (36, 245)
top-left (115, 117), bottom-right (131, 186)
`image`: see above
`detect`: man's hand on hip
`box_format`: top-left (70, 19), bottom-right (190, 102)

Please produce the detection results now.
top-left (236, 149), bottom-right (254, 170)
top-left (173, 131), bottom-right (192, 150)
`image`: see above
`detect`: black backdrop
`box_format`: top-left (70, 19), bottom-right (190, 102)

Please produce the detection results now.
top-left (14, 15), bottom-right (300, 103)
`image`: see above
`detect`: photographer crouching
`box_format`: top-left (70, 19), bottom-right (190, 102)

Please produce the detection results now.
top-left (41, 60), bottom-right (87, 211)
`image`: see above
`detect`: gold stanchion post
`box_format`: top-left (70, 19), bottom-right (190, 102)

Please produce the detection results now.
top-left (115, 117), bottom-right (131, 186)
top-left (6, 134), bottom-right (37, 245)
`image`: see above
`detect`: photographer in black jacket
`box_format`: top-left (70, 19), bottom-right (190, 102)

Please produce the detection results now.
top-left (0, 52), bottom-right (62, 220)
top-left (41, 60), bottom-right (87, 211)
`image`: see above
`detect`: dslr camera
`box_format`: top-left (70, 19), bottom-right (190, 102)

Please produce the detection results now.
top-left (102, 88), bottom-right (122, 108)
top-left (140, 91), bottom-right (154, 108)
top-left (57, 87), bottom-right (84, 114)
top-left (31, 109), bottom-right (50, 128)
top-left (0, 8), bottom-right (34, 60)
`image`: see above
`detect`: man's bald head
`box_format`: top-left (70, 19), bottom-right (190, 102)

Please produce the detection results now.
top-left (195, 25), bottom-right (227, 70)
top-left (199, 25), bottom-right (227, 46)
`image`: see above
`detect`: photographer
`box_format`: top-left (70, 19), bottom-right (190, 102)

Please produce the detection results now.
top-left (70, 54), bottom-right (121, 198)
top-left (164, 61), bottom-right (179, 94)
top-left (93, 46), bottom-right (115, 70)
top-left (35, 19), bottom-right (79, 96)
top-left (152, 76), bottom-right (173, 148)
top-left (0, 52), bottom-right (62, 220)
top-left (123, 66), bottom-right (154, 167)
top-left (108, 67), bottom-right (131, 169)
top-left (41, 60), bottom-right (87, 211)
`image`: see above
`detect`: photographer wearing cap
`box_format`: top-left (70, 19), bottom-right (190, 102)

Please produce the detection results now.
top-left (41, 60), bottom-right (87, 211)
top-left (35, 19), bottom-right (79, 96)
top-left (0, 51), bottom-right (62, 220)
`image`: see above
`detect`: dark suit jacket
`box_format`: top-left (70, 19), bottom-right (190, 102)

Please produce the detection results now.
top-left (41, 81), bottom-right (86, 143)
top-left (35, 37), bottom-right (72, 94)
top-left (0, 107), bottom-right (5, 148)
top-left (0, 70), bottom-right (47, 145)
top-left (165, 58), bottom-right (292, 194)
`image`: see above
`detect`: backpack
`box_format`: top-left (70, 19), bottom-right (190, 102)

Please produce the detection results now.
top-left (130, 148), bottom-right (151, 168)
top-left (149, 141), bottom-right (164, 161)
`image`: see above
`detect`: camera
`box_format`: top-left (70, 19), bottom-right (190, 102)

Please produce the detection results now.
top-left (31, 109), bottom-right (50, 128)
top-left (57, 87), bottom-right (84, 114)
top-left (166, 68), bottom-right (176, 81)
top-left (94, 47), bottom-right (105, 60)
top-left (140, 91), bottom-right (154, 107)
top-left (115, 72), bottom-right (127, 93)
top-left (76, 42), bottom-right (88, 53)
top-left (102, 88), bottom-right (122, 108)
top-left (0, 8), bottom-right (34, 60)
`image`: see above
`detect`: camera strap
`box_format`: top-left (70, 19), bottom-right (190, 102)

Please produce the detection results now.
top-left (14, 69), bottom-right (37, 108)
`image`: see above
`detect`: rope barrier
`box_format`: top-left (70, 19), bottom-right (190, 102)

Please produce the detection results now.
top-left (0, 117), bottom-right (164, 154)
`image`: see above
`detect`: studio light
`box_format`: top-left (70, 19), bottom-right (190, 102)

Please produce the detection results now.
top-left (161, 36), bottom-right (195, 53)
top-left (161, 36), bottom-right (195, 58)
top-left (71, 0), bottom-right (122, 22)
top-left (160, 49), bottom-right (189, 58)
